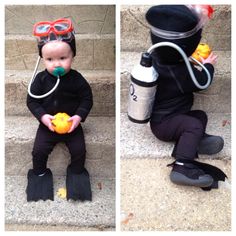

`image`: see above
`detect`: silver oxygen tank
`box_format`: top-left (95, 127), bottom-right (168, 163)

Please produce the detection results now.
top-left (128, 52), bottom-right (158, 123)
top-left (127, 42), bottom-right (212, 123)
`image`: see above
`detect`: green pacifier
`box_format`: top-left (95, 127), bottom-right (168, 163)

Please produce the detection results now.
top-left (53, 67), bottom-right (66, 77)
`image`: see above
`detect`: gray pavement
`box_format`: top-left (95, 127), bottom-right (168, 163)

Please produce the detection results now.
top-left (5, 176), bottom-right (115, 229)
top-left (121, 158), bottom-right (231, 231)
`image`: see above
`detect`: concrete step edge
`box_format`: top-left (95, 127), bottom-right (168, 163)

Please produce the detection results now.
top-left (120, 51), bottom-right (231, 78)
top-left (120, 112), bottom-right (231, 160)
top-left (5, 35), bottom-right (115, 71)
top-left (5, 70), bottom-right (115, 117)
top-left (120, 5), bottom-right (231, 52)
top-left (120, 51), bottom-right (231, 113)
top-left (5, 116), bottom-right (115, 177)
top-left (5, 69), bottom-right (115, 82)
top-left (5, 115), bottom-right (115, 145)
top-left (5, 176), bottom-right (115, 228)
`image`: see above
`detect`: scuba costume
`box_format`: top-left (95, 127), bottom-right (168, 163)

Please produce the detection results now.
top-left (26, 18), bottom-right (93, 202)
top-left (26, 169), bottom-right (54, 201)
top-left (128, 5), bottom-right (213, 124)
top-left (34, 18), bottom-right (76, 57)
top-left (142, 5), bottom-right (226, 189)
top-left (28, 18), bottom-right (76, 99)
top-left (27, 69), bottom-right (93, 122)
top-left (66, 165), bottom-right (92, 201)
top-left (150, 52), bottom-right (214, 124)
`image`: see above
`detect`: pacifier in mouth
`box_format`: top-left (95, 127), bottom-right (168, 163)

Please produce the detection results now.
top-left (52, 67), bottom-right (66, 77)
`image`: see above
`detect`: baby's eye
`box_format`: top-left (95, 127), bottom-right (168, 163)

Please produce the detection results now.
top-left (60, 57), bottom-right (66, 60)
top-left (46, 58), bottom-right (52, 61)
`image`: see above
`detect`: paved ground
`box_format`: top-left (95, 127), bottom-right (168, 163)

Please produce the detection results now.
top-left (5, 224), bottom-right (114, 231)
top-left (5, 176), bottom-right (115, 229)
top-left (121, 158), bottom-right (231, 231)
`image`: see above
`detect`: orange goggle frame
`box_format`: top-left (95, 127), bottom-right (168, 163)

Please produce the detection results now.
top-left (33, 18), bottom-right (74, 37)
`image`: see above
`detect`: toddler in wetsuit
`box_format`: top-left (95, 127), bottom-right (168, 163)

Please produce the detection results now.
top-left (145, 5), bottom-right (226, 189)
top-left (26, 18), bottom-right (93, 201)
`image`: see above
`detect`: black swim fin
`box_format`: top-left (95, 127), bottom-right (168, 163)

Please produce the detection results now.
top-left (168, 159), bottom-right (227, 191)
top-left (190, 160), bottom-right (227, 191)
top-left (66, 166), bottom-right (92, 201)
top-left (26, 168), bottom-right (54, 202)
top-left (168, 160), bottom-right (214, 188)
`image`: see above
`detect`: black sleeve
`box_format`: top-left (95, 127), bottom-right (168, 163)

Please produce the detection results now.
top-left (75, 77), bottom-right (93, 122)
top-left (26, 73), bottom-right (47, 122)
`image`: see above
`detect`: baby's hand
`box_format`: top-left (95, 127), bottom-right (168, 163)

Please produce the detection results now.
top-left (41, 114), bottom-right (55, 132)
top-left (200, 52), bottom-right (218, 65)
top-left (67, 115), bottom-right (82, 133)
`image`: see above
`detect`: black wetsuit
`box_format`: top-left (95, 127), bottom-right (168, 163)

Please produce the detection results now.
top-left (27, 69), bottom-right (93, 175)
top-left (150, 54), bottom-right (214, 160)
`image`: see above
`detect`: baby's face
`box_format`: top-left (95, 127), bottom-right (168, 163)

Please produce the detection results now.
top-left (42, 41), bottom-right (73, 75)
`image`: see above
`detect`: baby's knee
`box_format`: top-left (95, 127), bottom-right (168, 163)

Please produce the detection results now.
top-left (184, 118), bottom-right (204, 136)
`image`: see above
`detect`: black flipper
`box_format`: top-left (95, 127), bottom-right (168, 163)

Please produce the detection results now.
top-left (190, 160), bottom-right (227, 191)
top-left (191, 160), bottom-right (227, 181)
top-left (66, 166), bottom-right (92, 201)
top-left (26, 168), bottom-right (54, 202)
top-left (168, 160), bottom-right (214, 188)
top-left (168, 159), bottom-right (227, 191)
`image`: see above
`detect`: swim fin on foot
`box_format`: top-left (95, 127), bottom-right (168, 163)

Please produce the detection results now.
top-left (26, 168), bottom-right (54, 202)
top-left (66, 166), bottom-right (92, 201)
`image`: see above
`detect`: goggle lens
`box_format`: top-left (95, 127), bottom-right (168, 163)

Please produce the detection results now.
top-left (54, 22), bottom-right (70, 32)
top-left (35, 24), bottom-right (51, 34)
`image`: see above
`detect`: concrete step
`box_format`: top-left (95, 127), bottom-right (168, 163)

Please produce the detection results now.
top-left (5, 35), bottom-right (115, 71)
top-left (5, 116), bottom-right (115, 178)
top-left (120, 112), bottom-right (231, 160)
top-left (120, 51), bottom-right (231, 113)
top-left (5, 175), bottom-right (115, 229)
top-left (6, 5), bottom-right (115, 35)
top-left (121, 5), bottom-right (231, 52)
top-left (120, 158), bottom-right (231, 231)
top-left (5, 70), bottom-right (115, 117)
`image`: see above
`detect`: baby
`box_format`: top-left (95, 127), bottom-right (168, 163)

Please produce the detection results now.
top-left (145, 5), bottom-right (226, 190)
top-left (26, 18), bottom-right (93, 201)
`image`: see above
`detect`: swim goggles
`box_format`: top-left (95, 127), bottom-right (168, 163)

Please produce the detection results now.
top-left (150, 5), bottom-right (214, 40)
top-left (33, 18), bottom-right (74, 45)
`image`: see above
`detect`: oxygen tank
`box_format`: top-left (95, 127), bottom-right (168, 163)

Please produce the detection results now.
top-left (128, 52), bottom-right (158, 123)
top-left (127, 41), bottom-right (212, 124)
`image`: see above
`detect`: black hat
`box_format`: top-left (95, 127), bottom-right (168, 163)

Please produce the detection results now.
top-left (146, 5), bottom-right (200, 34)
top-left (38, 34), bottom-right (76, 58)
top-left (146, 5), bottom-right (202, 64)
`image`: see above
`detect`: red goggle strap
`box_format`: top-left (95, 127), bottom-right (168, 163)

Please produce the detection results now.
top-left (191, 5), bottom-right (214, 19)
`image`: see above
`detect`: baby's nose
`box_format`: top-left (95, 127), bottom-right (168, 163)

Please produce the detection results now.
top-left (54, 61), bottom-right (61, 67)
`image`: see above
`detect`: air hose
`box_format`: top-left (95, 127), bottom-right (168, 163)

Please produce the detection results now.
top-left (147, 42), bottom-right (212, 90)
top-left (28, 56), bottom-right (65, 99)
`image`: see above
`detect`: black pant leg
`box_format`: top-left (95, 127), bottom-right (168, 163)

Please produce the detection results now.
top-left (186, 110), bottom-right (208, 131)
top-left (64, 125), bottom-right (86, 174)
top-left (32, 125), bottom-right (57, 175)
top-left (150, 113), bottom-right (205, 160)
top-left (65, 125), bottom-right (92, 201)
